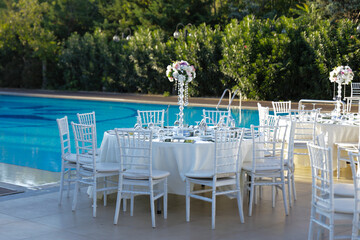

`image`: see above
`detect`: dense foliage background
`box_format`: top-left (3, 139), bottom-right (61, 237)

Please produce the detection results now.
top-left (0, 0), bottom-right (359, 100)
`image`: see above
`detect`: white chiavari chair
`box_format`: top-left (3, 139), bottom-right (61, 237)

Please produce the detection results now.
top-left (185, 128), bottom-right (245, 229)
top-left (71, 122), bottom-right (119, 217)
top-left (113, 128), bottom-right (169, 228)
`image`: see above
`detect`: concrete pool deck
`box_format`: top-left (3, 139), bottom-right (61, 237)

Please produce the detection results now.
top-left (0, 87), bottom-right (341, 112)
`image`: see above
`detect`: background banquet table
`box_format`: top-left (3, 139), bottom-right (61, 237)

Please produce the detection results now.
top-left (294, 122), bottom-right (359, 168)
top-left (99, 131), bottom-right (253, 195)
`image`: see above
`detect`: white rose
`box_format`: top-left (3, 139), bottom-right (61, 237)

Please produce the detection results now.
top-left (178, 74), bottom-right (185, 82)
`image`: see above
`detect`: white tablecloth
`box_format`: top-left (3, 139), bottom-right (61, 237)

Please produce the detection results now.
top-left (294, 123), bottom-right (359, 168)
top-left (99, 132), bottom-right (253, 195)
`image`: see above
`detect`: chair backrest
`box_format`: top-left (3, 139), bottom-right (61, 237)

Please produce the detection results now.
top-left (257, 103), bottom-right (269, 127)
top-left (137, 110), bottom-right (165, 128)
top-left (285, 120), bottom-right (296, 169)
top-left (251, 123), bottom-right (287, 173)
top-left (259, 115), bottom-right (279, 142)
top-left (202, 109), bottom-right (231, 127)
top-left (351, 82), bottom-right (360, 97)
top-left (307, 143), bottom-right (334, 214)
top-left (71, 122), bottom-right (97, 166)
top-left (272, 101), bottom-right (291, 116)
top-left (57, 116), bottom-right (71, 157)
top-left (77, 111), bottom-right (96, 126)
top-left (77, 111), bottom-right (97, 146)
top-left (290, 109), bottom-right (318, 143)
top-left (315, 133), bottom-right (327, 148)
top-left (213, 128), bottom-right (244, 176)
top-left (115, 128), bottom-right (153, 176)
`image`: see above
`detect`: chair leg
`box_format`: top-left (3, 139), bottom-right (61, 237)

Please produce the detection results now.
top-left (254, 185), bottom-right (257, 205)
top-left (248, 181), bottom-right (255, 217)
top-left (93, 178), bottom-right (97, 218)
top-left (104, 176), bottom-right (107, 207)
top-left (308, 210), bottom-right (314, 240)
top-left (236, 175), bottom-right (245, 223)
top-left (130, 186), bottom-right (134, 217)
top-left (186, 178), bottom-right (191, 222)
top-left (329, 221), bottom-right (334, 240)
top-left (163, 178), bottom-right (168, 219)
top-left (272, 178), bottom-right (276, 208)
top-left (337, 148), bottom-right (341, 179)
top-left (58, 164), bottom-right (65, 205)
top-left (72, 172), bottom-right (80, 212)
top-left (281, 177), bottom-right (289, 216)
top-left (211, 186), bottom-right (216, 230)
top-left (67, 169), bottom-right (72, 198)
top-left (287, 173), bottom-right (292, 208)
top-left (149, 182), bottom-right (156, 228)
top-left (352, 214), bottom-right (359, 239)
top-left (291, 172), bottom-right (297, 201)
top-left (113, 176), bottom-right (123, 225)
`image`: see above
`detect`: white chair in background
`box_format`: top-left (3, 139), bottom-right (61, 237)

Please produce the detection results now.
top-left (71, 122), bottom-right (119, 218)
top-left (345, 82), bottom-right (360, 112)
top-left (137, 110), bottom-right (165, 128)
top-left (317, 133), bottom-right (355, 199)
top-left (113, 129), bottom-right (169, 228)
top-left (349, 152), bottom-right (360, 239)
top-left (56, 116), bottom-right (77, 205)
top-left (77, 111), bottom-right (100, 154)
top-left (185, 129), bottom-right (245, 229)
top-left (202, 109), bottom-right (233, 127)
top-left (335, 119), bottom-right (360, 179)
top-left (307, 142), bottom-right (353, 240)
top-left (242, 124), bottom-right (288, 217)
top-left (257, 103), bottom-right (269, 127)
top-left (272, 101), bottom-right (291, 116)
top-left (283, 119), bottom-right (297, 207)
top-left (77, 111), bottom-right (96, 129)
top-left (290, 109), bottom-right (318, 157)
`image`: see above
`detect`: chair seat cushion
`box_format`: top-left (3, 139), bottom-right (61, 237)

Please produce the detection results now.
top-left (82, 162), bottom-right (120, 172)
top-left (242, 160), bottom-right (282, 172)
top-left (334, 183), bottom-right (354, 198)
top-left (334, 198), bottom-right (355, 214)
top-left (185, 169), bottom-right (235, 179)
top-left (335, 142), bottom-right (358, 148)
top-left (74, 154), bottom-right (100, 165)
top-left (63, 153), bottom-right (77, 163)
top-left (316, 198), bottom-right (354, 214)
top-left (124, 169), bottom-right (170, 180)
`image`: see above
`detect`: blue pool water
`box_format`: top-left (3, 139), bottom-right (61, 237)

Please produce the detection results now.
top-left (0, 94), bottom-right (259, 173)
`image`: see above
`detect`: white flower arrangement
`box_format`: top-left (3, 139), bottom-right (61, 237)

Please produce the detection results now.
top-left (329, 66), bottom-right (354, 85)
top-left (166, 60), bottom-right (196, 83)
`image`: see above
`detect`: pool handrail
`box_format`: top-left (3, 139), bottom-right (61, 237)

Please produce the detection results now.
top-left (216, 89), bottom-right (242, 124)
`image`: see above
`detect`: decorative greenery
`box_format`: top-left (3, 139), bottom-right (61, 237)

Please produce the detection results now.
top-left (0, 0), bottom-right (359, 101)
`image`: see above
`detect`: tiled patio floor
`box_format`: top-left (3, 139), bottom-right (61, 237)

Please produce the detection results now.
top-left (0, 166), bottom-right (354, 240)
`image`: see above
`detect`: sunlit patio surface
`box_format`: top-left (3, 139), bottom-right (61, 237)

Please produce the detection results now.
top-left (0, 165), bottom-right (354, 240)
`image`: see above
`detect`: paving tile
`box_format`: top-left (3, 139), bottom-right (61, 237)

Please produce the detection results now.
top-left (0, 166), bottom-right (355, 239)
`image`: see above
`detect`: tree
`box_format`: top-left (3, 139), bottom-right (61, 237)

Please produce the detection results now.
top-left (45, 0), bottom-right (104, 40)
top-left (0, 0), bottom-right (59, 88)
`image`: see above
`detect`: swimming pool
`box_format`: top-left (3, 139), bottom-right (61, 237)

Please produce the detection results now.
top-left (0, 94), bottom-right (259, 174)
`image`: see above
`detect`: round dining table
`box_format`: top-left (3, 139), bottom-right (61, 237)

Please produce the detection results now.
top-left (99, 130), bottom-right (254, 195)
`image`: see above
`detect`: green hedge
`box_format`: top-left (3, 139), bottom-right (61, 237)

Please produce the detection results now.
top-left (1, 16), bottom-right (360, 100)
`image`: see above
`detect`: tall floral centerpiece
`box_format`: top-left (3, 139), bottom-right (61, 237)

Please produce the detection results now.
top-left (329, 66), bottom-right (354, 116)
top-left (166, 60), bottom-right (196, 130)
